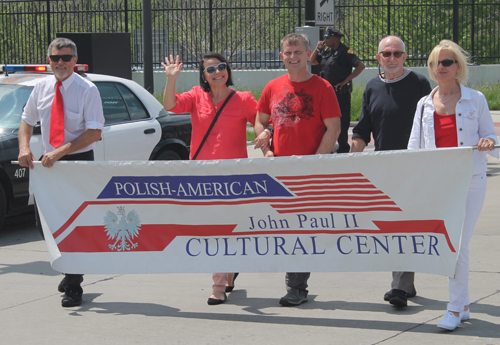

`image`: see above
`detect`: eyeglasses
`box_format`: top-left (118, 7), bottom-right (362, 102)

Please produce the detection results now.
top-left (379, 51), bottom-right (405, 58)
top-left (431, 59), bottom-right (458, 67)
top-left (203, 62), bottom-right (227, 74)
top-left (49, 55), bottom-right (76, 62)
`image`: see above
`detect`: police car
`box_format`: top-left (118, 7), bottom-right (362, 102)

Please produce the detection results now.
top-left (0, 64), bottom-right (192, 229)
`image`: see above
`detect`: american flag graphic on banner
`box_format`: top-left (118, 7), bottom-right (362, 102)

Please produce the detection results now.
top-left (271, 173), bottom-right (401, 213)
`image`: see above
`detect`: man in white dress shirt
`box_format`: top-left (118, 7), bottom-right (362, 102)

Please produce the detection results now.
top-left (18, 37), bottom-right (105, 307)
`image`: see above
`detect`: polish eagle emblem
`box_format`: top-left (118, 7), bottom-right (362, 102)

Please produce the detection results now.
top-left (104, 207), bottom-right (141, 251)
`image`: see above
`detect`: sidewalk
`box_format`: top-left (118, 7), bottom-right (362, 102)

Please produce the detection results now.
top-left (1, 120), bottom-right (499, 344)
top-left (1, 160), bottom-right (499, 344)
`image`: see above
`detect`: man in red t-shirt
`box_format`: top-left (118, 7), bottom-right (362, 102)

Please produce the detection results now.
top-left (255, 33), bottom-right (341, 306)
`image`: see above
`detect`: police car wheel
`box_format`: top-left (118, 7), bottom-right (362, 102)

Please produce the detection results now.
top-left (155, 149), bottom-right (181, 161)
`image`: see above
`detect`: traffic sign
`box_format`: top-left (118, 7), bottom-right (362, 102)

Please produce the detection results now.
top-left (315, 0), bottom-right (335, 26)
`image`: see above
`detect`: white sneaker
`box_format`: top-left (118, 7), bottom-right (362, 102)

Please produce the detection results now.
top-left (460, 309), bottom-right (470, 321)
top-left (437, 312), bottom-right (461, 330)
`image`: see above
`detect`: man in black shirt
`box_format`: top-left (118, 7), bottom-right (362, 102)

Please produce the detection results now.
top-left (351, 36), bottom-right (431, 307)
top-left (311, 27), bottom-right (365, 153)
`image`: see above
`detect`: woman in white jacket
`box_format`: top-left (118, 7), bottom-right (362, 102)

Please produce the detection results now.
top-left (408, 40), bottom-right (498, 331)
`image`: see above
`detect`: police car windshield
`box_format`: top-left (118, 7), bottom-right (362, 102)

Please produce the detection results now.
top-left (0, 84), bottom-right (33, 132)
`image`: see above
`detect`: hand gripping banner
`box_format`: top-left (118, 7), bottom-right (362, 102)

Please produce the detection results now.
top-left (31, 148), bottom-right (473, 276)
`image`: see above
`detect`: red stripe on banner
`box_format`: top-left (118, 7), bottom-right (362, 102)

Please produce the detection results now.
top-left (295, 190), bottom-right (385, 196)
top-left (277, 195), bottom-right (391, 202)
top-left (271, 201), bottom-right (398, 208)
top-left (56, 220), bottom-right (455, 253)
top-left (288, 184), bottom-right (378, 191)
top-left (51, 195), bottom-right (399, 239)
top-left (373, 220), bottom-right (455, 252)
top-left (57, 224), bottom-right (237, 252)
top-left (276, 173), bottom-right (364, 180)
top-left (275, 207), bottom-right (402, 213)
top-left (52, 202), bottom-right (93, 238)
top-left (280, 178), bottom-right (371, 186)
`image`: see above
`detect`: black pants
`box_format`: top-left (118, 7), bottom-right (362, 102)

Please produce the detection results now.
top-left (35, 150), bottom-right (94, 288)
top-left (335, 92), bottom-right (352, 154)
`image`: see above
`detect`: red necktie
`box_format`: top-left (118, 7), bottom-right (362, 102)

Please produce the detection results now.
top-left (50, 81), bottom-right (65, 148)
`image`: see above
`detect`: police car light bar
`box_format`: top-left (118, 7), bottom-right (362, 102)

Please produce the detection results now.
top-left (1, 64), bottom-right (89, 73)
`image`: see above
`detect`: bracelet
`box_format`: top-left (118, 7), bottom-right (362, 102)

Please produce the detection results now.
top-left (263, 128), bottom-right (271, 135)
top-left (265, 126), bottom-right (274, 135)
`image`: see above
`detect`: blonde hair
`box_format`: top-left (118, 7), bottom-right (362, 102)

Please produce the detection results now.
top-left (280, 33), bottom-right (310, 52)
top-left (427, 39), bottom-right (469, 84)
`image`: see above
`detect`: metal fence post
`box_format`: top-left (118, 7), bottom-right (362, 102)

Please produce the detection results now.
top-left (47, 0), bottom-right (51, 46)
top-left (453, 0), bottom-right (459, 43)
top-left (387, 0), bottom-right (391, 35)
top-left (209, 0), bottom-right (213, 52)
top-left (125, 0), bottom-right (129, 33)
top-left (471, 0), bottom-right (475, 62)
top-left (143, 0), bottom-right (154, 93)
top-left (299, 0), bottom-right (302, 26)
top-left (305, 0), bottom-right (314, 27)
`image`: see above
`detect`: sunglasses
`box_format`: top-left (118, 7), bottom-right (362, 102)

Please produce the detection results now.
top-left (431, 59), bottom-right (458, 67)
top-left (49, 55), bottom-right (76, 62)
top-left (203, 62), bottom-right (227, 74)
top-left (379, 51), bottom-right (405, 58)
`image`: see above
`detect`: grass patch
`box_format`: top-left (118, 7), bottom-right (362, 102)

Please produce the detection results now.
top-left (350, 84), bottom-right (364, 121)
top-left (474, 83), bottom-right (500, 110)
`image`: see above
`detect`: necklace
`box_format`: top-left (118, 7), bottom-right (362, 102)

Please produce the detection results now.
top-left (438, 87), bottom-right (460, 104)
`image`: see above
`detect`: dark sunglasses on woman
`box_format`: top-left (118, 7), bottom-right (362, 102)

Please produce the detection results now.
top-left (204, 62), bottom-right (227, 74)
top-left (431, 59), bottom-right (458, 67)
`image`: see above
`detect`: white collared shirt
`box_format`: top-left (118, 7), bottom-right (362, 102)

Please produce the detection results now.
top-left (22, 72), bottom-right (105, 154)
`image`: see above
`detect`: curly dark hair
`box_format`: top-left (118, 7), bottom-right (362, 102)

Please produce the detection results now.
top-left (199, 52), bottom-right (234, 92)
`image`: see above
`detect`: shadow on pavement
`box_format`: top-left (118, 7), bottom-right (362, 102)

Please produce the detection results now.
top-left (65, 290), bottom-right (500, 338)
top-left (0, 260), bottom-right (58, 276)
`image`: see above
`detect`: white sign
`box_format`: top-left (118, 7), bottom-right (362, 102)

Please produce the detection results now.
top-left (32, 148), bottom-right (473, 277)
top-left (316, 0), bottom-right (335, 26)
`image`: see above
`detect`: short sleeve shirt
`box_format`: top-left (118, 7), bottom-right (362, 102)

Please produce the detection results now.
top-left (21, 72), bottom-right (105, 154)
top-left (316, 43), bottom-right (361, 86)
top-left (170, 86), bottom-right (257, 160)
top-left (257, 74), bottom-right (340, 157)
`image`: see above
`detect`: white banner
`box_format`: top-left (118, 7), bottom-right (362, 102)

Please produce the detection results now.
top-left (31, 148), bottom-right (473, 277)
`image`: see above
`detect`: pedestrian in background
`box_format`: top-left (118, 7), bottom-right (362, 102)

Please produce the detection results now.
top-left (310, 27), bottom-right (365, 153)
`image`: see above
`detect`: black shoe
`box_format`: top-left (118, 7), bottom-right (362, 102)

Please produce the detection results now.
top-left (58, 275), bottom-right (84, 293)
top-left (387, 289), bottom-right (408, 307)
top-left (279, 288), bottom-right (308, 306)
top-left (58, 276), bottom-right (66, 293)
top-left (61, 286), bottom-right (83, 307)
top-left (384, 288), bottom-right (417, 301)
top-left (207, 293), bottom-right (227, 305)
top-left (225, 273), bottom-right (239, 293)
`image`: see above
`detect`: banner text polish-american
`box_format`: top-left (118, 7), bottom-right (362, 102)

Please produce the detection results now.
top-left (98, 174), bottom-right (293, 200)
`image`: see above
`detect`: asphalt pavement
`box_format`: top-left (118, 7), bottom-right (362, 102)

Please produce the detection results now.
top-left (1, 112), bottom-right (499, 345)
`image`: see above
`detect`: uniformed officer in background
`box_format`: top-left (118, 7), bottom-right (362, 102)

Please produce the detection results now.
top-left (310, 27), bottom-right (365, 153)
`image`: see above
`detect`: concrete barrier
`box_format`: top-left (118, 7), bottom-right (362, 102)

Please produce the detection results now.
top-left (134, 65), bottom-right (500, 95)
